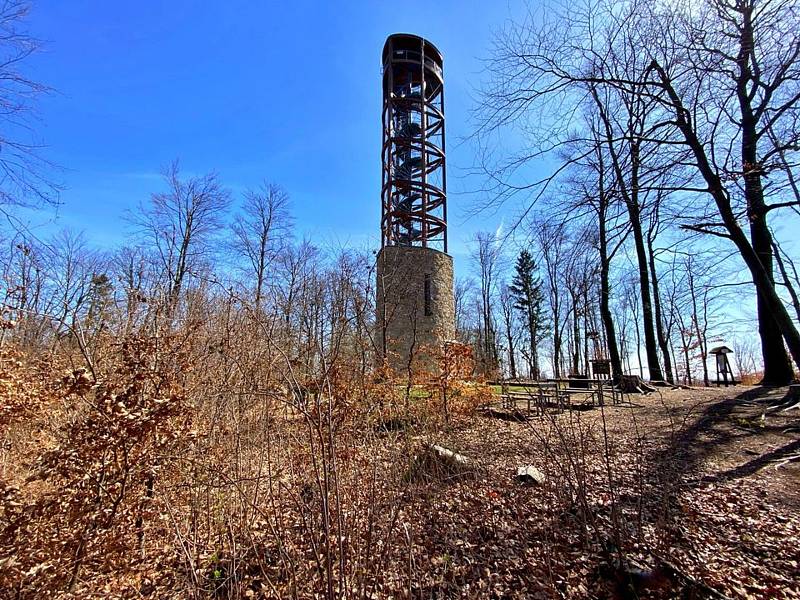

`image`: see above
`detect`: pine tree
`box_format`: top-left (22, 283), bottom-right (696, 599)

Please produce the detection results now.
top-left (509, 249), bottom-right (548, 379)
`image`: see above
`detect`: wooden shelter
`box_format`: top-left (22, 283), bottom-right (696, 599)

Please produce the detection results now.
top-left (709, 345), bottom-right (737, 386)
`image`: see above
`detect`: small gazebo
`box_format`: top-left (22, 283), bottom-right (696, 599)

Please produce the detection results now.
top-left (709, 346), bottom-right (737, 386)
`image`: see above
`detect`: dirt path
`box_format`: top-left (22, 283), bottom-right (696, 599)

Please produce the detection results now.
top-left (396, 385), bottom-right (800, 598)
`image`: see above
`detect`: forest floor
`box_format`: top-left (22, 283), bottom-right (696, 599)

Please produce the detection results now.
top-left (3, 351), bottom-right (800, 599)
top-left (385, 384), bottom-right (800, 599)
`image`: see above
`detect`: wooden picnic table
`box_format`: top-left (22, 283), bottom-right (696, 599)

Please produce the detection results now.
top-left (493, 377), bottom-right (620, 414)
top-left (507, 378), bottom-right (617, 406)
top-left (548, 378), bottom-right (618, 406)
top-left (546, 377), bottom-right (605, 388)
top-left (497, 381), bottom-right (565, 415)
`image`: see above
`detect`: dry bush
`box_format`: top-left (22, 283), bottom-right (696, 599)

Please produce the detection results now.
top-left (0, 344), bottom-right (60, 438)
top-left (419, 341), bottom-right (493, 424)
top-left (0, 334), bottom-right (194, 598)
top-left (738, 371), bottom-right (764, 385)
top-left (92, 309), bottom-right (423, 598)
top-left (1, 298), bottom-right (653, 599)
top-left (1, 256), bottom-right (670, 598)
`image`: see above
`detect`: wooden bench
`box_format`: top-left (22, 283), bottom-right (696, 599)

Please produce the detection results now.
top-left (563, 388), bottom-right (598, 407)
top-left (499, 382), bottom-right (566, 415)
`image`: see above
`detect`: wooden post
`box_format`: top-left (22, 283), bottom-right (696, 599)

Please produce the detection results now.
top-left (598, 376), bottom-right (603, 407)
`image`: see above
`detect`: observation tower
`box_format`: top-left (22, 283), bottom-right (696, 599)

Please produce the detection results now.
top-left (376, 33), bottom-right (455, 372)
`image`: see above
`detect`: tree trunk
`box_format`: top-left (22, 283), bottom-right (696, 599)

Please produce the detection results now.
top-left (571, 291), bottom-right (581, 375)
top-left (504, 311), bottom-right (517, 379)
top-left (627, 187), bottom-right (664, 382)
top-left (550, 281), bottom-right (562, 379)
top-left (597, 170), bottom-right (624, 379)
top-left (735, 9), bottom-right (794, 384)
top-left (682, 339), bottom-right (692, 385)
top-left (254, 237), bottom-right (266, 307)
top-left (633, 310), bottom-right (644, 379)
top-left (647, 234), bottom-right (675, 383)
top-left (668, 337), bottom-right (679, 384)
top-left (529, 312), bottom-right (540, 380)
top-left (749, 218), bottom-right (791, 384)
top-left (583, 292), bottom-right (591, 375)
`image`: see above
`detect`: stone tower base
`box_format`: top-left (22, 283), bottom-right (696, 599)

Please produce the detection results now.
top-left (376, 246), bottom-right (455, 375)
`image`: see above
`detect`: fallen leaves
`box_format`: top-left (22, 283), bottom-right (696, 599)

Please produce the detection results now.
top-left (2, 342), bottom-right (799, 599)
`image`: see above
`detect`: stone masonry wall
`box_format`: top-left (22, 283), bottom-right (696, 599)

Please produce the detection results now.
top-left (376, 246), bottom-right (455, 374)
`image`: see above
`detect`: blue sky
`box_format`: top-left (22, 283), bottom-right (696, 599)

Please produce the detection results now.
top-left (24, 0), bottom-right (528, 266)
top-left (17, 0), bottom-right (800, 371)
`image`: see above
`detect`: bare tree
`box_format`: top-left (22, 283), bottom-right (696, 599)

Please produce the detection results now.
top-left (135, 161), bottom-right (230, 312)
top-left (475, 0), bottom-right (800, 381)
top-left (111, 244), bottom-right (154, 332)
top-left (644, 0), bottom-right (800, 382)
top-left (275, 239), bottom-right (320, 361)
top-left (454, 276), bottom-right (475, 344)
top-left (686, 256), bottom-right (712, 386)
top-left (2, 233), bottom-right (47, 343)
top-left (498, 283), bottom-right (518, 378)
top-left (45, 230), bottom-right (99, 333)
top-left (589, 82), bottom-right (665, 381)
top-left (580, 124), bottom-right (630, 380)
top-left (230, 182), bottom-right (293, 307)
top-left (645, 190), bottom-right (677, 383)
top-left (540, 113), bottom-right (631, 381)
top-left (472, 231), bottom-right (502, 375)
top-left (533, 220), bottom-right (569, 377)
top-left (0, 0), bottom-right (59, 213)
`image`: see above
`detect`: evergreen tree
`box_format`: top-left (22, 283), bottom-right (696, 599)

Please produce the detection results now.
top-left (509, 249), bottom-right (548, 379)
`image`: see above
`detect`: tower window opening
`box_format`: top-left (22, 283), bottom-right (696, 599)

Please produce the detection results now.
top-left (424, 273), bottom-right (432, 316)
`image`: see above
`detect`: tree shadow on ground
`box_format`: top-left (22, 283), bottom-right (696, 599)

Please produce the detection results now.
top-left (701, 438), bottom-right (800, 483)
top-left (645, 385), bottom-right (799, 509)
